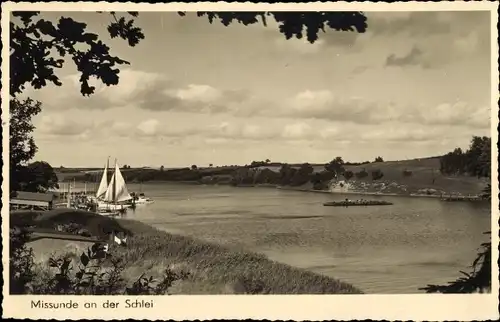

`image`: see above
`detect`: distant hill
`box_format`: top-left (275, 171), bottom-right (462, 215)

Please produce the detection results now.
top-left (341, 157), bottom-right (485, 195)
top-left (54, 155), bottom-right (487, 196)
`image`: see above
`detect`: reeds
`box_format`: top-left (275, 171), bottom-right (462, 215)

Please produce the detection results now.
top-left (114, 219), bottom-right (362, 294)
top-left (12, 209), bottom-right (362, 294)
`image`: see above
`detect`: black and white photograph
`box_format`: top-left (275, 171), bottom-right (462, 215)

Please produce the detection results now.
top-left (2, 1), bottom-right (498, 320)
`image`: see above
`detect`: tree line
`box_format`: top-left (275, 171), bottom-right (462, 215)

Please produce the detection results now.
top-left (229, 157), bottom-right (386, 188)
top-left (439, 136), bottom-right (491, 177)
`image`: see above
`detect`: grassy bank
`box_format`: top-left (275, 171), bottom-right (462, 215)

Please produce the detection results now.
top-left (10, 210), bottom-right (362, 294)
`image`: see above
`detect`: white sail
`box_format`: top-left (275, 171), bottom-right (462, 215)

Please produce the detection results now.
top-left (102, 161), bottom-right (132, 203)
top-left (96, 161), bottom-right (109, 199)
top-left (113, 162), bottom-right (132, 202)
top-left (102, 172), bottom-right (116, 203)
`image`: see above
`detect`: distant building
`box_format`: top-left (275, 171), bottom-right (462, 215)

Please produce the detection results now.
top-left (10, 191), bottom-right (57, 211)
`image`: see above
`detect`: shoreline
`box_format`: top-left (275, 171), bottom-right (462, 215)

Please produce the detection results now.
top-left (230, 184), bottom-right (485, 201)
top-left (274, 186), bottom-right (483, 200)
top-left (59, 180), bottom-right (485, 202)
top-left (12, 209), bottom-right (363, 295)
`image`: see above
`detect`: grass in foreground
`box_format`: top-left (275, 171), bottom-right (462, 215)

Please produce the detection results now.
top-left (11, 210), bottom-right (362, 294)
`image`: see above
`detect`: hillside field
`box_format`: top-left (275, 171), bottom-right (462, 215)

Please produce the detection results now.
top-left (53, 157), bottom-right (488, 196)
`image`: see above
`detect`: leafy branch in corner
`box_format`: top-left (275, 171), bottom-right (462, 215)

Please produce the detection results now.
top-left (10, 11), bottom-right (145, 97)
top-left (419, 232), bottom-right (492, 293)
top-left (178, 11), bottom-right (367, 44)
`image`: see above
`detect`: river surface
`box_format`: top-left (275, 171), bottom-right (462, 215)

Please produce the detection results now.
top-left (123, 183), bottom-right (490, 294)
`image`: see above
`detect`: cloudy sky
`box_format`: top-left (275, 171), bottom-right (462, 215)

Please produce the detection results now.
top-left (18, 11), bottom-right (492, 168)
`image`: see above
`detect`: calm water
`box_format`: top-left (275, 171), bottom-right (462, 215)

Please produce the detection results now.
top-left (123, 183), bottom-right (490, 294)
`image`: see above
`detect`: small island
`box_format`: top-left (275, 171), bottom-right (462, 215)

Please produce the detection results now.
top-left (323, 199), bottom-right (393, 207)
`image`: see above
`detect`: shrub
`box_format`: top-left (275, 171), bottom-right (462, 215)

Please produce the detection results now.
top-left (10, 228), bottom-right (36, 294)
top-left (9, 228), bottom-right (188, 295)
top-left (371, 169), bottom-right (384, 180)
top-left (420, 232), bottom-right (491, 293)
top-left (343, 170), bottom-right (354, 181)
top-left (355, 169), bottom-right (368, 179)
top-left (312, 182), bottom-right (325, 190)
top-left (402, 169), bottom-right (413, 177)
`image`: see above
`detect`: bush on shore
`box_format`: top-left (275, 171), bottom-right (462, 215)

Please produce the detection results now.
top-left (419, 232), bottom-right (491, 294)
top-left (10, 228), bottom-right (187, 295)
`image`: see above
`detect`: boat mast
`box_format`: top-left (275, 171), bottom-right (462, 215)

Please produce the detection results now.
top-left (106, 157), bottom-right (111, 211)
top-left (67, 184), bottom-right (71, 208)
top-left (113, 158), bottom-right (117, 208)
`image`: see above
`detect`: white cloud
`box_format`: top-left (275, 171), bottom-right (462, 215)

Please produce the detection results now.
top-left (110, 121), bottom-right (132, 136)
top-left (37, 115), bottom-right (94, 137)
top-left (407, 102), bottom-right (491, 128)
top-left (172, 84), bottom-right (223, 103)
top-left (136, 119), bottom-right (160, 136)
top-left (281, 122), bottom-right (313, 140)
top-left (280, 89), bottom-right (491, 129)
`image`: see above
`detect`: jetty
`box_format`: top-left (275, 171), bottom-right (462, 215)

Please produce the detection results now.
top-left (323, 199), bottom-right (393, 207)
top-left (439, 195), bottom-right (484, 202)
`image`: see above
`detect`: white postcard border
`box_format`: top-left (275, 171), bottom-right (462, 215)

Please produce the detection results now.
top-left (2, 1), bottom-right (499, 320)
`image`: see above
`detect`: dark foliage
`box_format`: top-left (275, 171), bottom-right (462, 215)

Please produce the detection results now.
top-left (480, 184), bottom-right (491, 200)
top-left (179, 11), bottom-right (367, 44)
top-left (439, 136), bottom-right (491, 177)
top-left (355, 168), bottom-right (369, 179)
top-left (345, 161), bottom-right (371, 166)
top-left (9, 227), bottom-right (187, 295)
top-left (371, 169), bottom-right (384, 181)
top-left (343, 170), bottom-right (354, 181)
top-left (254, 168), bottom-right (280, 185)
top-left (10, 11), bottom-right (144, 97)
top-left (249, 160), bottom-right (269, 168)
top-left (420, 232), bottom-right (491, 293)
top-left (9, 98), bottom-right (42, 192)
top-left (374, 156), bottom-right (384, 163)
top-left (290, 163), bottom-right (314, 186)
top-left (19, 161), bottom-right (59, 192)
top-left (10, 228), bottom-right (36, 294)
top-left (324, 157), bottom-right (345, 177)
top-left (402, 169), bottom-right (413, 177)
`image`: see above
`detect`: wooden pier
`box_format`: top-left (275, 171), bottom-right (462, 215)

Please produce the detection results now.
top-left (440, 195), bottom-right (484, 202)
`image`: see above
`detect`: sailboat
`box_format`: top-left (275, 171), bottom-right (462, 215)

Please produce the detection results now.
top-left (96, 158), bottom-right (109, 200)
top-left (97, 159), bottom-right (133, 213)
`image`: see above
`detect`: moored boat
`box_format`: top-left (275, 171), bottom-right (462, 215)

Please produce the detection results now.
top-left (130, 192), bottom-right (154, 205)
top-left (97, 209), bottom-right (120, 217)
top-left (95, 158), bottom-right (133, 215)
